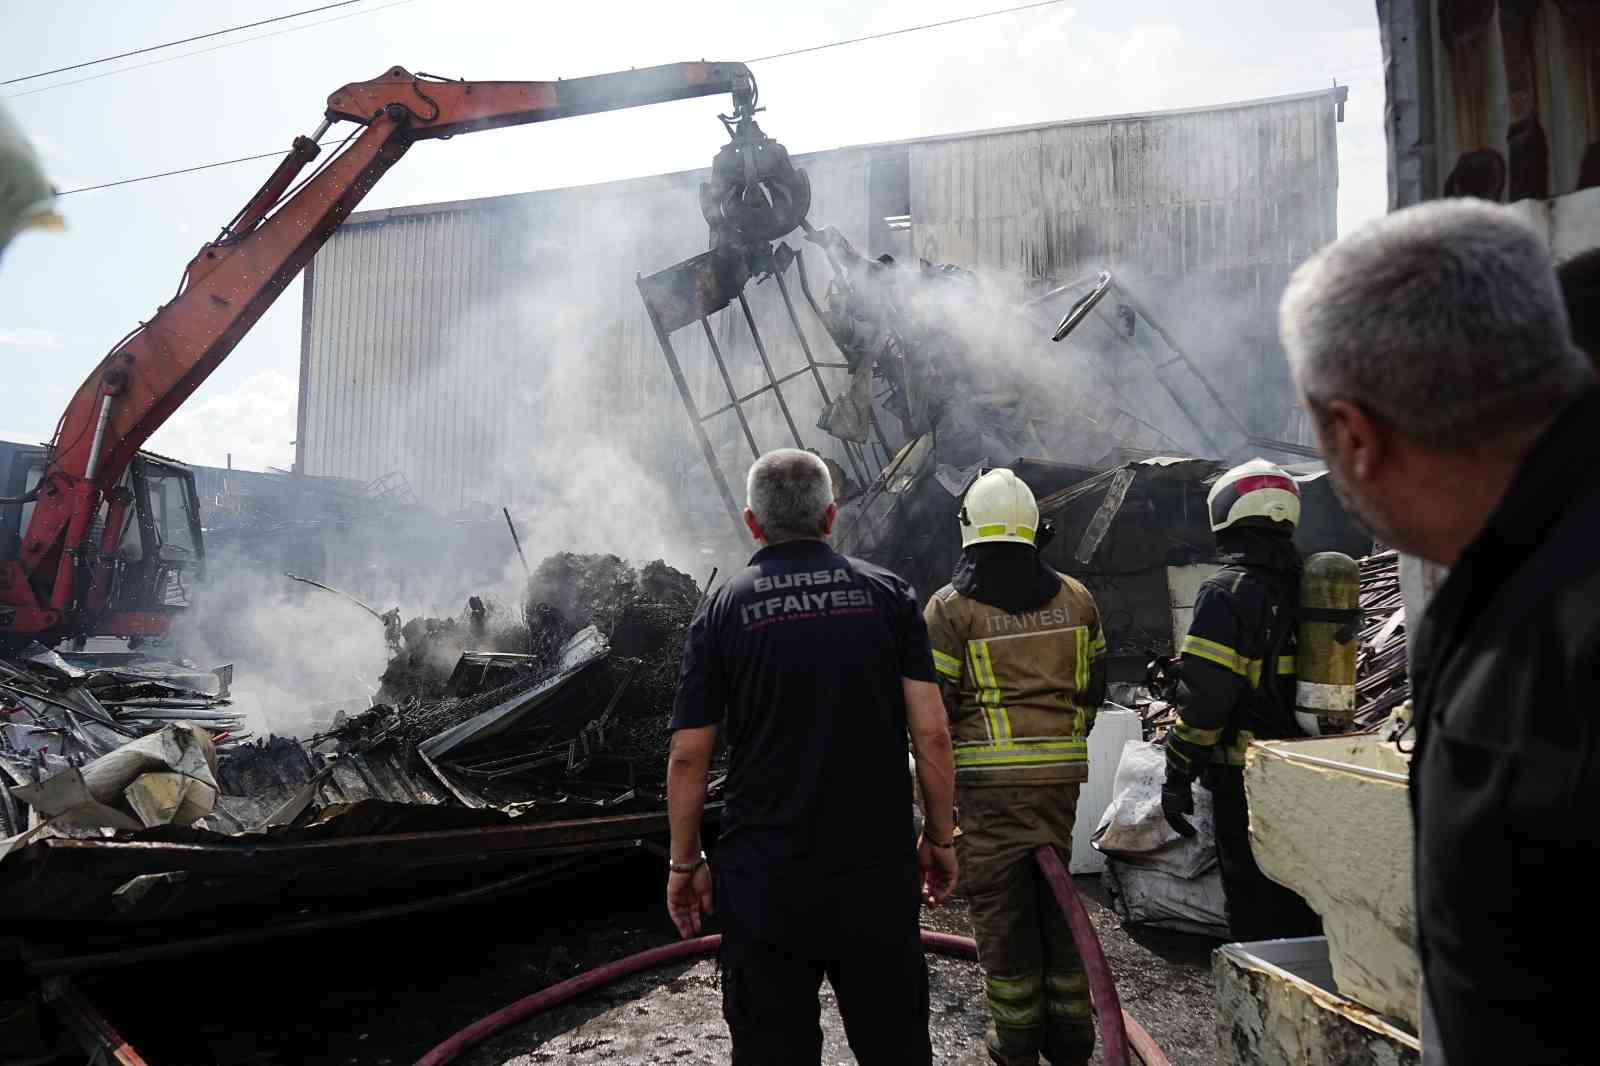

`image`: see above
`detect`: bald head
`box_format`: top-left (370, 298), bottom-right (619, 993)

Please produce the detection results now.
top-left (1280, 198), bottom-right (1591, 452)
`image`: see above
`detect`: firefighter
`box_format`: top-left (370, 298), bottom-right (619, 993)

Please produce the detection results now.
top-left (1160, 459), bottom-right (1321, 942)
top-left (924, 468), bottom-right (1105, 1066)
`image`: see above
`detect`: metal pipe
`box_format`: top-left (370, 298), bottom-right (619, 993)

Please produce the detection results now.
top-left (310, 117), bottom-right (334, 142)
top-left (82, 392), bottom-right (115, 483)
top-left (701, 318), bottom-right (761, 458)
top-left (43, 978), bottom-right (150, 1065)
top-left (502, 507), bottom-right (530, 576)
top-left (701, 365), bottom-right (820, 419)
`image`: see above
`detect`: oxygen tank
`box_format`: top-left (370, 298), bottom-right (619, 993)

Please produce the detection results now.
top-left (1296, 552), bottom-right (1361, 732)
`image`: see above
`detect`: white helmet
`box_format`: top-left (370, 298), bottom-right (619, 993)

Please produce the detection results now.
top-left (1207, 459), bottom-right (1301, 532)
top-left (959, 469), bottom-right (1039, 548)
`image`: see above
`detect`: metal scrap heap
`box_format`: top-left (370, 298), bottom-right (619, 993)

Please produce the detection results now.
top-left (0, 552), bottom-right (708, 933)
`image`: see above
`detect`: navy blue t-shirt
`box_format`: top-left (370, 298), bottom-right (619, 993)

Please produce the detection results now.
top-left (671, 538), bottom-right (936, 872)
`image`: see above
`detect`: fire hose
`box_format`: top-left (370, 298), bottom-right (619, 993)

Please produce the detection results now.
top-left (414, 846), bottom-right (1169, 1066)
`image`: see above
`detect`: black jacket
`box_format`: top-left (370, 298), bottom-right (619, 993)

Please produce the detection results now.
top-left (1167, 527), bottom-right (1303, 777)
top-left (1410, 388), bottom-right (1600, 1066)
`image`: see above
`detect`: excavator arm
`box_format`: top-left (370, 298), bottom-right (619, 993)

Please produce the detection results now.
top-left (2, 61), bottom-right (780, 644)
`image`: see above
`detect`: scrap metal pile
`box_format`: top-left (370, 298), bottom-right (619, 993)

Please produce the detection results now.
top-left (0, 647), bottom-right (239, 838)
top-left (0, 552), bottom-right (707, 927)
top-left (1353, 550), bottom-right (1409, 729)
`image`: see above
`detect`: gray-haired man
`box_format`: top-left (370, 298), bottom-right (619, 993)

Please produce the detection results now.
top-left (667, 448), bottom-right (958, 1065)
top-left (1279, 198), bottom-right (1598, 1066)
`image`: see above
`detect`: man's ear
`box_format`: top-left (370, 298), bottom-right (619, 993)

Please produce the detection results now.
top-left (819, 502), bottom-right (839, 537)
top-left (744, 508), bottom-right (764, 543)
top-left (1323, 399), bottom-right (1386, 482)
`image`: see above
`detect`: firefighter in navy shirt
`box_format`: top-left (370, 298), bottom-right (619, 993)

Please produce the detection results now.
top-left (667, 449), bottom-right (958, 1066)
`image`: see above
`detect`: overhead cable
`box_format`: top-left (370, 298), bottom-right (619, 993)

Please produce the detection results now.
top-left (3, 0), bottom-right (374, 86)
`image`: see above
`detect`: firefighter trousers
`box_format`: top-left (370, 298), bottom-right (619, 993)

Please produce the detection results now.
top-left (1205, 766), bottom-right (1322, 942)
top-left (955, 784), bottom-right (1095, 1066)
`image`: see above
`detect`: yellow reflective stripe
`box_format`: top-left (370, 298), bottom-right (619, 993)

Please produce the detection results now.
top-left (932, 649), bottom-right (963, 680)
top-left (1277, 654), bottom-right (1295, 675)
top-left (1047, 999), bottom-right (1094, 1019)
top-left (968, 640), bottom-right (1012, 741)
top-left (973, 523), bottom-right (1036, 543)
top-left (1074, 627), bottom-right (1088, 701)
top-left (1181, 634), bottom-right (1249, 676)
top-left (1090, 628), bottom-right (1107, 657)
top-left (990, 999), bottom-right (1044, 1026)
top-left (954, 738), bottom-right (1089, 769)
top-left (987, 973), bottom-right (1042, 998)
top-left (1045, 971), bottom-right (1088, 994)
top-left (1173, 721), bottom-right (1223, 746)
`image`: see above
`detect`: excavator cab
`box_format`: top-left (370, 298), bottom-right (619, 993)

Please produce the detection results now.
top-left (0, 447), bottom-right (203, 641)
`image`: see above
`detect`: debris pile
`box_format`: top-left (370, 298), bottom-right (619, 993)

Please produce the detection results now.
top-left (1354, 550), bottom-right (1409, 729)
top-left (0, 646), bottom-right (240, 837)
top-left (0, 552), bottom-right (706, 930)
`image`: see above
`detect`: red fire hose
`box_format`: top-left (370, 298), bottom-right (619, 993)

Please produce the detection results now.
top-left (415, 853), bottom-right (1170, 1066)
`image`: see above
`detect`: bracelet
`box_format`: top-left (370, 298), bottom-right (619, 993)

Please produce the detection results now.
top-left (669, 853), bottom-right (707, 874)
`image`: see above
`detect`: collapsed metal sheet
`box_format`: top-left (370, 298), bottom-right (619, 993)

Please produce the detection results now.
top-left (418, 625), bottom-right (609, 761)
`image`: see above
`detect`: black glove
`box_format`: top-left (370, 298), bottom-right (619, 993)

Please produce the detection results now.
top-left (1161, 774), bottom-right (1197, 838)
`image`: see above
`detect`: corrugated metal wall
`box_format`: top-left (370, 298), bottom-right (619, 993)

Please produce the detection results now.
top-left (300, 90), bottom-right (1341, 527)
top-left (911, 91), bottom-right (1341, 433)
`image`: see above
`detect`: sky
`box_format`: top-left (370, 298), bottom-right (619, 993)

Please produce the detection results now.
top-left (0, 0), bottom-right (1386, 472)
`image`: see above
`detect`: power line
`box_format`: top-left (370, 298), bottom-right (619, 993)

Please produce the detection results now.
top-left (58, 142), bottom-right (340, 197)
top-left (55, 0), bottom-right (1073, 197)
top-left (3, 0), bottom-right (374, 86)
top-left (748, 0), bottom-right (1065, 63)
top-left (5, 0), bottom-right (418, 100)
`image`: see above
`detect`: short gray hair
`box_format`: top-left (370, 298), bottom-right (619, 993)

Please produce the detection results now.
top-left (1280, 198), bottom-right (1592, 451)
top-left (746, 449), bottom-right (834, 540)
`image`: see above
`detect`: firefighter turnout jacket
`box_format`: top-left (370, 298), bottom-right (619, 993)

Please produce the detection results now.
top-left (1168, 530), bottom-right (1303, 777)
top-left (924, 573), bottom-right (1106, 786)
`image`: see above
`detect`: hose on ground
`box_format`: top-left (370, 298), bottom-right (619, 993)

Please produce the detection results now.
top-left (415, 856), bottom-right (1171, 1066)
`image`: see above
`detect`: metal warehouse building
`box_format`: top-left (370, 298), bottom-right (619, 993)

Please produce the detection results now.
top-left (295, 86), bottom-right (1346, 530)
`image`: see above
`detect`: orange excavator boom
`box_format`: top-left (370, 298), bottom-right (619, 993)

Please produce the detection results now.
top-left (0, 61), bottom-right (764, 645)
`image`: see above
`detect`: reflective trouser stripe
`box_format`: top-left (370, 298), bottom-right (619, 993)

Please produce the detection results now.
top-left (1045, 971), bottom-right (1093, 1019)
top-left (986, 973), bottom-right (1043, 1027)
